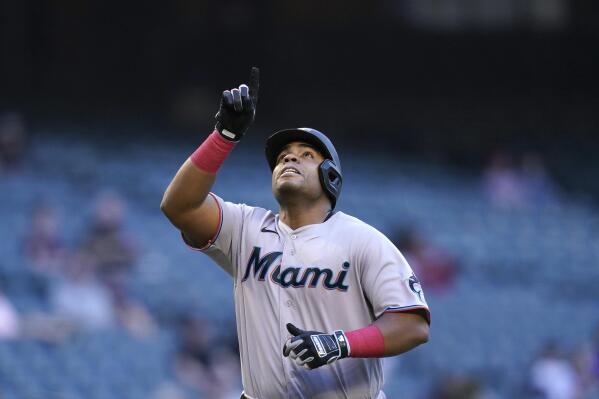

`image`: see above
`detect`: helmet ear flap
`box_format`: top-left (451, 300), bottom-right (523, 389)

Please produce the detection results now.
top-left (318, 160), bottom-right (343, 209)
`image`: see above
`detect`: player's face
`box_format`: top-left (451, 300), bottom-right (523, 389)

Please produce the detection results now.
top-left (272, 142), bottom-right (326, 204)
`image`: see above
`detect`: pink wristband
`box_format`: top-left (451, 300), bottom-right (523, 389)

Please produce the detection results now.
top-left (190, 130), bottom-right (236, 173)
top-left (345, 325), bottom-right (385, 358)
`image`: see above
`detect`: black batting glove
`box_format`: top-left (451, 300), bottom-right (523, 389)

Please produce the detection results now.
top-left (283, 323), bottom-right (350, 370)
top-left (215, 67), bottom-right (260, 142)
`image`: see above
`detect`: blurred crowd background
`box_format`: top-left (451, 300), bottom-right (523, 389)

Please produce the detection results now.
top-left (1, 0), bottom-right (599, 398)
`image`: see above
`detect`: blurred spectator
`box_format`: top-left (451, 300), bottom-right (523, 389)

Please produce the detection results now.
top-left (395, 228), bottom-right (458, 294)
top-left (484, 150), bottom-right (558, 210)
top-left (175, 316), bottom-right (216, 390)
top-left (152, 382), bottom-right (189, 399)
top-left (208, 346), bottom-right (243, 399)
top-left (571, 343), bottom-right (599, 399)
top-left (591, 325), bottom-right (599, 390)
top-left (528, 341), bottom-right (580, 399)
top-left (484, 151), bottom-right (526, 209)
top-left (22, 202), bottom-right (67, 275)
top-left (113, 296), bottom-right (156, 338)
top-left (19, 312), bottom-right (75, 343)
top-left (78, 191), bottom-right (137, 299)
top-left (0, 291), bottom-right (20, 339)
top-left (428, 372), bottom-right (494, 399)
top-left (73, 190), bottom-right (156, 337)
top-left (520, 151), bottom-right (558, 206)
top-left (0, 289), bottom-right (70, 342)
top-left (51, 260), bottom-right (115, 331)
top-left (175, 316), bottom-right (241, 398)
top-left (0, 287), bottom-right (78, 342)
top-left (0, 111), bottom-right (26, 173)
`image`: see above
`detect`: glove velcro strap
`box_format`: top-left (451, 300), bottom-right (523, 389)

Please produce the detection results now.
top-left (334, 330), bottom-right (350, 358)
top-left (219, 128), bottom-right (239, 142)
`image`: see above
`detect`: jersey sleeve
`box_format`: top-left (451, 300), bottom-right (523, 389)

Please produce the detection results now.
top-left (181, 192), bottom-right (253, 278)
top-left (357, 230), bottom-right (430, 324)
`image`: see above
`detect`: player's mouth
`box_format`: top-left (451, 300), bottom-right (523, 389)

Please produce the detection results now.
top-left (280, 166), bottom-right (302, 178)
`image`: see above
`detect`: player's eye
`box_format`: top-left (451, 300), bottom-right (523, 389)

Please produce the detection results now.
top-left (303, 151), bottom-right (314, 158)
top-left (277, 153), bottom-right (288, 163)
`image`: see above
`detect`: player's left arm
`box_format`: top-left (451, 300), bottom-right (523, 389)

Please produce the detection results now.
top-left (283, 312), bottom-right (428, 370)
top-left (373, 311), bottom-right (429, 356)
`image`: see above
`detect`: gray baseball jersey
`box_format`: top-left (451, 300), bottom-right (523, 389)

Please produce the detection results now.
top-left (185, 193), bottom-right (430, 399)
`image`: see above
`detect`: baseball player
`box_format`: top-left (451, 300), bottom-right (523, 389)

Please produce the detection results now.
top-left (161, 67), bottom-right (430, 399)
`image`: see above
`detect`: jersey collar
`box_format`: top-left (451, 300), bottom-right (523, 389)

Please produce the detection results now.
top-left (275, 211), bottom-right (340, 240)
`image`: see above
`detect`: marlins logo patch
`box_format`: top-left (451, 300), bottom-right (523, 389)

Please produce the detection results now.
top-left (408, 274), bottom-right (423, 301)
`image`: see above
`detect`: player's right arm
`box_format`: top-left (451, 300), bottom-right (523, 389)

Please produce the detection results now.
top-left (160, 160), bottom-right (219, 248)
top-left (160, 67), bottom-right (259, 249)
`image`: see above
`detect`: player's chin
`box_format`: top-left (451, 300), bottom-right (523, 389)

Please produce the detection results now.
top-left (273, 180), bottom-right (304, 199)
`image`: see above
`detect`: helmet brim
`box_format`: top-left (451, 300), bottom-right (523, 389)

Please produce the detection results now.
top-left (265, 128), bottom-right (340, 172)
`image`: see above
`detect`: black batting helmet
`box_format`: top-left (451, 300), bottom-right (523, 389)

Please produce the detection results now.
top-left (265, 128), bottom-right (342, 209)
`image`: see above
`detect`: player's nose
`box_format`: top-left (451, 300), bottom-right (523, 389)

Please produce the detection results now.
top-left (283, 153), bottom-right (299, 163)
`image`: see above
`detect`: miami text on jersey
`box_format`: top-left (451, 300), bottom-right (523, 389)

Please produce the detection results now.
top-left (241, 246), bottom-right (350, 291)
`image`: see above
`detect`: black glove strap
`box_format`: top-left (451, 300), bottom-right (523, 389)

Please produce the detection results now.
top-left (334, 330), bottom-right (350, 358)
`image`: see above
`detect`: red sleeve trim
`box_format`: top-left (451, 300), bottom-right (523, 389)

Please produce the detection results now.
top-left (383, 305), bottom-right (431, 325)
top-left (180, 192), bottom-right (223, 252)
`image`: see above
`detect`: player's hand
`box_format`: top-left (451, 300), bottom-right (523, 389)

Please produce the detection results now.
top-left (283, 323), bottom-right (350, 369)
top-left (214, 67), bottom-right (259, 142)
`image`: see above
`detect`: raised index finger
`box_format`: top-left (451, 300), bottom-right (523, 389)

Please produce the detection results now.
top-left (249, 66), bottom-right (260, 104)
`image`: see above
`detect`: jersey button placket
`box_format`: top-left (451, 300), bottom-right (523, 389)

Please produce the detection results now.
top-left (282, 233), bottom-right (299, 392)
top-left (280, 234), bottom-right (294, 389)
top-left (291, 231), bottom-right (300, 256)
top-left (289, 234), bottom-right (297, 254)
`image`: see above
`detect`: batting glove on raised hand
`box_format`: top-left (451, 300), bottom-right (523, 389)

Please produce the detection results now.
top-left (215, 67), bottom-right (259, 142)
top-left (283, 323), bottom-right (350, 370)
